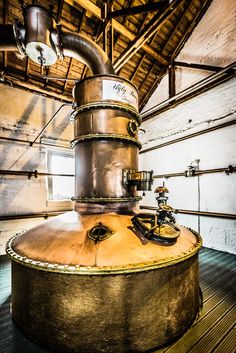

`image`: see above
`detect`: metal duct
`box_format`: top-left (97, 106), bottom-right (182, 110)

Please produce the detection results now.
top-left (0, 23), bottom-right (25, 54)
top-left (61, 32), bottom-right (115, 75)
top-left (0, 5), bottom-right (114, 75)
top-left (23, 5), bottom-right (57, 66)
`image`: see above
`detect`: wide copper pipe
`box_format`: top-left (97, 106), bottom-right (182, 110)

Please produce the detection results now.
top-left (61, 32), bottom-right (115, 75)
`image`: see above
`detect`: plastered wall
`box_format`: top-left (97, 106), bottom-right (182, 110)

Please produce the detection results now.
top-left (140, 0), bottom-right (236, 254)
top-left (0, 85), bottom-right (74, 254)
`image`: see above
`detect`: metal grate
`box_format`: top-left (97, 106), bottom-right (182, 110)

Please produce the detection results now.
top-left (0, 247), bottom-right (235, 353)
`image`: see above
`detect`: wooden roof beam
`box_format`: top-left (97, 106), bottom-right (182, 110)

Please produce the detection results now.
top-left (139, 0), bottom-right (213, 110)
top-left (108, 1), bottom-right (167, 18)
top-left (113, 0), bottom-right (183, 72)
top-left (64, 0), bottom-right (167, 66)
top-left (139, 0), bottom-right (195, 109)
top-left (174, 61), bottom-right (223, 72)
top-left (57, 0), bottom-right (64, 23)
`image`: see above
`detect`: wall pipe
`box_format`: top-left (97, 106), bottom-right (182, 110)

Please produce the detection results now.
top-left (0, 135), bottom-right (72, 150)
top-left (153, 165), bottom-right (236, 179)
top-left (0, 210), bottom-right (71, 221)
top-left (0, 169), bottom-right (74, 179)
top-left (140, 205), bottom-right (236, 220)
top-left (140, 119), bottom-right (236, 154)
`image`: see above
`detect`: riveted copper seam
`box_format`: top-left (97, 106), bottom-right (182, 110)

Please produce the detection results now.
top-left (6, 228), bottom-right (202, 275)
top-left (71, 196), bottom-right (142, 203)
top-left (71, 102), bottom-right (142, 125)
top-left (71, 133), bottom-right (142, 149)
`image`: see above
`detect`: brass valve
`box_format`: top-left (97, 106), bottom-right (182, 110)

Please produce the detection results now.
top-left (123, 169), bottom-right (153, 191)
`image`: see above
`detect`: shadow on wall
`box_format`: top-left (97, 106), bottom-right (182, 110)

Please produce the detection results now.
top-left (0, 95), bottom-right (39, 168)
top-left (0, 94), bottom-right (73, 212)
top-left (1, 150), bottom-right (43, 211)
top-left (45, 111), bottom-right (72, 142)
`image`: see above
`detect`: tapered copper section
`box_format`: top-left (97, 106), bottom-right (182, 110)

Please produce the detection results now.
top-left (9, 211), bottom-right (200, 271)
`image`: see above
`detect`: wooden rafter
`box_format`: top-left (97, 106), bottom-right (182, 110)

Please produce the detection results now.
top-left (113, 0), bottom-right (134, 62)
top-left (130, 5), bottom-right (158, 82)
top-left (139, 0), bottom-right (212, 110)
top-left (109, 1), bottom-right (167, 18)
top-left (57, 0), bottom-right (64, 23)
top-left (64, 0), bottom-right (167, 66)
top-left (160, 0), bottom-right (192, 56)
top-left (139, 0), bottom-right (190, 108)
top-left (113, 0), bottom-right (185, 72)
top-left (138, 62), bottom-right (157, 92)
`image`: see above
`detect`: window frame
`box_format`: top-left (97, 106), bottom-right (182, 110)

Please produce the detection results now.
top-left (47, 149), bottom-right (75, 202)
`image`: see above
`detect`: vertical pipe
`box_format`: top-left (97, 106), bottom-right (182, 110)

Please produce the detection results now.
top-left (102, 0), bottom-right (108, 54)
top-left (109, 3), bottom-right (114, 62)
top-left (3, 0), bottom-right (9, 68)
top-left (168, 61), bottom-right (176, 98)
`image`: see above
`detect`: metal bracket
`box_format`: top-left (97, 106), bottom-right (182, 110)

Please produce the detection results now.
top-left (185, 159), bottom-right (200, 177)
top-left (123, 169), bottom-right (153, 191)
top-left (129, 212), bottom-right (180, 246)
top-left (27, 169), bottom-right (38, 179)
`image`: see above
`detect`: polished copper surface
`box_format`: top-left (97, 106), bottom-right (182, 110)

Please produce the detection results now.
top-left (72, 75), bottom-right (141, 203)
top-left (74, 109), bottom-right (139, 139)
top-left (11, 254), bottom-right (200, 353)
top-left (74, 141), bottom-right (139, 201)
top-left (10, 211), bottom-right (200, 270)
top-left (73, 75), bottom-right (139, 111)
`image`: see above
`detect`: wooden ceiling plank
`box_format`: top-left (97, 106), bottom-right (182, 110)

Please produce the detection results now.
top-left (139, 0), bottom-right (212, 110)
top-left (130, 1), bottom-right (159, 82)
top-left (139, 0), bottom-right (193, 107)
top-left (113, 0), bottom-right (134, 70)
top-left (113, 0), bottom-right (184, 72)
top-left (109, 1), bottom-right (167, 18)
top-left (129, 0), bottom-right (156, 81)
top-left (64, 0), bottom-right (167, 65)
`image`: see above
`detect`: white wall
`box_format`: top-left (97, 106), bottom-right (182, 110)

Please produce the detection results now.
top-left (140, 0), bottom-right (236, 254)
top-left (140, 122), bottom-right (236, 254)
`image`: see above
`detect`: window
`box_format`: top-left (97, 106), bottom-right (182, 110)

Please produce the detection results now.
top-left (47, 150), bottom-right (75, 200)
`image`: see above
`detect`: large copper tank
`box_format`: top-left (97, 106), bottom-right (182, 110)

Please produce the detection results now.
top-left (6, 75), bottom-right (202, 353)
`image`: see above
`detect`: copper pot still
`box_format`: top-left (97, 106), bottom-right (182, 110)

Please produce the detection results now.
top-left (4, 5), bottom-right (202, 353)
